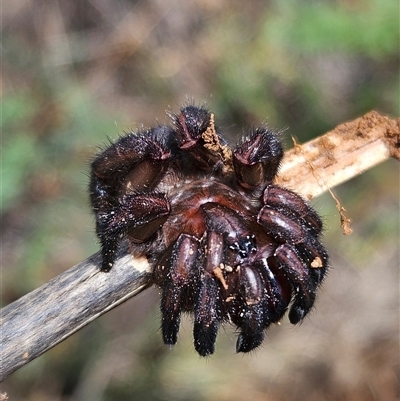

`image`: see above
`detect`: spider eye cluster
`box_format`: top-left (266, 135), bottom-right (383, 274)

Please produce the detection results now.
top-left (90, 104), bottom-right (329, 356)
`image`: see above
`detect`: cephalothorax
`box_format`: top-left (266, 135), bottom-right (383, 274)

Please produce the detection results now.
top-left (89, 104), bottom-right (328, 356)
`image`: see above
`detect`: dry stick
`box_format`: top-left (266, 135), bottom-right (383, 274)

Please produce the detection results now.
top-left (1, 111), bottom-right (398, 382)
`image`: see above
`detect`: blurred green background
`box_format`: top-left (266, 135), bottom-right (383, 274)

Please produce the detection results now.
top-left (2, 0), bottom-right (399, 400)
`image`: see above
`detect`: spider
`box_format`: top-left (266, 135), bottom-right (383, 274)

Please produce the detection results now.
top-left (89, 104), bottom-right (328, 356)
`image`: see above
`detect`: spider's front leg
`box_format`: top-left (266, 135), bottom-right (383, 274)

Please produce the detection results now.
top-left (233, 127), bottom-right (284, 194)
top-left (90, 126), bottom-right (176, 271)
top-left (171, 105), bottom-right (228, 173)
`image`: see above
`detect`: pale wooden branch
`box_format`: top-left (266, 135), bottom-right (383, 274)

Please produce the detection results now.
top-left (1, 111), bottom-right (398, 381)
top-left (275, 110), bottom-right (399, 199)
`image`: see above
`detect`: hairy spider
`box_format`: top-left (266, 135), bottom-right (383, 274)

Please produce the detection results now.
top-left (89, 104), bottom-right (328, 356)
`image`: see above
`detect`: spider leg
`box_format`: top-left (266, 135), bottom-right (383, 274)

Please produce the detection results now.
top-left (258, 206), bottom-right (328, 323)
top-left (236, 308), bottom-right (266, 353)
top-left (193, 272), bottom-right (221, 356)
top-left (258, 205), bottom-right (328, 271)
top-left (235, 258), bottom-right (293, 353)
top-left (258, 205), bottom-right (310, 244)
top-left (155, 234), bottom-right (199, 346)
top-left (295, 238), bottom-right (329, 286)
top-left (90, 126), bottom-right (175, 270)
top-left (235, 265), bottom-right (268, 353)
top-left (274, 243), bottom-right (317, 323)
top-left (193, 231), bottom-right (224, 356)
top-left (258, 258), bottom-right (291, 323)
top-left (259, 204), bottom-right (328, 281)
top-left (233, 127), bottom-right (283, 193)
top-left (170, 105), bottom-right (227, 172)
top-left (90, 126), bottom-right (176, 194)
top-left (263, 185), bottom-right (323, 235)
top-left (96, 193), bottom-right (170, 271)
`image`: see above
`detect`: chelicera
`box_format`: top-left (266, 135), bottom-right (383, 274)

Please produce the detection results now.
top-left (89, 104), bottom-right (329, 356)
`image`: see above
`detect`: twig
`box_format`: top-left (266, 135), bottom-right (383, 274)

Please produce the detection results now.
top-left (1, 111), bottom-right (398, 381)
top-left (275, 110), bottom-right (399, 198)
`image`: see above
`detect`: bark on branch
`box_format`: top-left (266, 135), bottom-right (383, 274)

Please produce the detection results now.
top-left (1, 111), bottom-right (398, 381)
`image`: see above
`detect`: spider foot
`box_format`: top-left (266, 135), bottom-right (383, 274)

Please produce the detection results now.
top-left (233, 127), bottom-right (283, 192)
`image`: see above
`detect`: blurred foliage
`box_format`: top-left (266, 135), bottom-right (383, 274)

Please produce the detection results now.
top-left (2, 0), bottom-right (398, 400)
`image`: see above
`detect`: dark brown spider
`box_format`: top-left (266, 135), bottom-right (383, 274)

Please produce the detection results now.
top-left (89, 104), bottom-right (328, 356)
